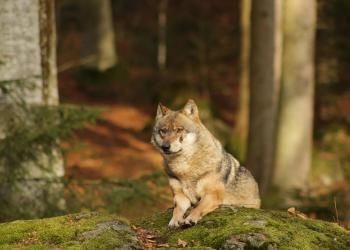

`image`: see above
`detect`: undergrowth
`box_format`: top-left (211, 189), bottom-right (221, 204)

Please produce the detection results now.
top-left (0, 79), bottom-right (102, 182)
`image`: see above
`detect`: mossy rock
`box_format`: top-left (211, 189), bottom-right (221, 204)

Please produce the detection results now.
top-left (0, 208), bottom-right (349, 249)
top-left (0, 212), bottom-right (139, 249)
top-left (138, 207), bottom-right (350, 250)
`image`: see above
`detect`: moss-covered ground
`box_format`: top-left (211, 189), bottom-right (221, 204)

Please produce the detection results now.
top-left (138, 207), bottom-right (350, 250)
top-left (0, 212), bottom-right (138, 250)
top-left (0, 207), bottom-right (349, 249)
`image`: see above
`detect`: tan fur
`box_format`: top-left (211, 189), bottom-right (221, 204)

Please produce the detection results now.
top-left (151, 100), bottom-right (260, 227)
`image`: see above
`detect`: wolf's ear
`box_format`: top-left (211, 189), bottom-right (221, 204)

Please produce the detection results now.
top-left (156, 102), bottom-right (169, 118)
top-left (182, 99), bottom-right (199, 119)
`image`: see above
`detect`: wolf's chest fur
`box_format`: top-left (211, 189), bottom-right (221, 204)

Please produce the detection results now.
top-left (169, 173), bottom-right (213, 205)
top-left (165, 154), bottom-right (222, 204)
top-left (179, 179), bottom-right (199, 204)
top-left (165, 160), bottom-right (200, 203)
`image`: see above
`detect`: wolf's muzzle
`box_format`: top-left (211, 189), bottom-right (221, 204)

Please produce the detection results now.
top-left (161, 143), bottom-right (171, 153)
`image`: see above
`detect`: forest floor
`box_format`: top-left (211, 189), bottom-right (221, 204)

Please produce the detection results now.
top-left (59, 71), bottom-right (163, 180)
top-left (63, 104), bottom-right (162, 180)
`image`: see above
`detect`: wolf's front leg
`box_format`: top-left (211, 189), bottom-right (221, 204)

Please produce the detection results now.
top-left (183, 184), bottom-right (224, 226)
top-left (169, 193), bottom-right (191, 228)
top-left (168, 178), bottom-right (191, 228)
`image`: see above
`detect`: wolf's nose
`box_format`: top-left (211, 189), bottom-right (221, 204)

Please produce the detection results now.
top-left (161, 143), bottom-right (171, 152)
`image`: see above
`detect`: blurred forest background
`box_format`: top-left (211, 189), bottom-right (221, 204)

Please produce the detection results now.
top-left (0, 0), bottom-right (350, 231)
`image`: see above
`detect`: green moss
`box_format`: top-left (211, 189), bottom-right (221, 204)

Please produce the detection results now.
top-left (139, 207), bottom-right (350, 249)
top-left (0, 212), bottom-right (134, 249)
top-left (81, 229), bottom-right (128, 249)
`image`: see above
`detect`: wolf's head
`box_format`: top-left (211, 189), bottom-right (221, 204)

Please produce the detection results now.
top-left (151, 99), bottom-right (201, 156)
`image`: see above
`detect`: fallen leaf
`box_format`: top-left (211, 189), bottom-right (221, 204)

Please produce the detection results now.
top-left (144, 242), bottom-right (154, 250)
top-left (297, 213), bottom-right (308, 220)
top-left (190, 240), bottom-right (196, 246)
top-left (287, 207), bottom-right (296, 215)
top-left (178, 239), bottom-right (187, 248)
top-left (157, 243), bottom-right (170, 247)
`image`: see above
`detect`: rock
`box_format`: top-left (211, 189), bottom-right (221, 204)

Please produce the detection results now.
top-left (0, 207), bottom-right (349, 249)
top-left (220, 233), bottom-right (277, 250)
top-left (0, 212), bottom-right (139, 249)
top-left (79, 221), bottom-right (131, 240)
top-left (243, 219), bottom-right (267, 227)
top-left (138, 207), bottom-right (350, 250)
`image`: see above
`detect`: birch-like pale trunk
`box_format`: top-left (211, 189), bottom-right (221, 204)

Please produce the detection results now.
top-left (247, 0), bottom-right (282, 194)
top-left (81, 0), bottom-right (117, 71)
top-left (95, 0), bottom-right (117, 71)
top-left (0, 0), bottom-right (65, 219)
top-left (273, 0), bottom-right (316, 190)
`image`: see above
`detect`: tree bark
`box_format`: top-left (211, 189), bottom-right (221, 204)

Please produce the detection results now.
top-left (0, 0), bottom-right (64, 219)
top-left (247, 0), bottom-right (282, 194)
top-left (0, 0), bottom-right (42, 104)
top-left (234, 0), bottom-right (251, 161)
top-left (273, 0), bottom-right (316, 190)
top-left (39, 0), bottom-right (59, 105)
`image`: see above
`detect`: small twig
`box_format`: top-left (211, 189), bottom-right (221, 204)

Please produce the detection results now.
top-left (57, 55), bottom-right (97, 73)
top-left (333, 197), bottom-right (340, 225)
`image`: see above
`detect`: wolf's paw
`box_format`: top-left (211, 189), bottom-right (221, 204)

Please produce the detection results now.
top-left (182, 215), bottom-right (200, 227)
top-left (168, 217), bottom-right (184, 228)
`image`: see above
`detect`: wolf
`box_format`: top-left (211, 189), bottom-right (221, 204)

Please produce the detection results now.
top-left (151, 99), bottom-right (260, 228)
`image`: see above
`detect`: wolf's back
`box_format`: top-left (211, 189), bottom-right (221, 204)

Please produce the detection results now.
top-left (220, 151), bottom-right (261, 208)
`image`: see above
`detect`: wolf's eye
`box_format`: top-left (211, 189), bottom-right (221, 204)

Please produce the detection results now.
top-left (159, 129), bottom-right (167, 136)
top-left (176, 127), bottom-right (184, 133)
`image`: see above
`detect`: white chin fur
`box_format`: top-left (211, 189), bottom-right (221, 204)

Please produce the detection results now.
top-left (171, 132), bottom-right (197, 152)
top-left (179, 132), bottom-right (197, 154)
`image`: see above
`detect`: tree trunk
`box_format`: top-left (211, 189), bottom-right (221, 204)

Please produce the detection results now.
top-left (158, 0), bottom-right (168, 71)
top-left (273, 0), bottom-right (316, 190)
top-left (234, 0), bottom-right (251, 161)
top-left (39, 0), bottom-right (59, 105)
top-left (0, 0), bottom-right (64, 219)
top-left (95, 0), bottom-right (117, 71)
top-left (247, 0), bottom-right (282, 194)
top-left (314, 0), bottom-right (339, 128)
top-left (81, 0), bottom-right (117, 71)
